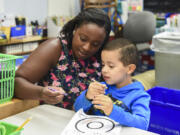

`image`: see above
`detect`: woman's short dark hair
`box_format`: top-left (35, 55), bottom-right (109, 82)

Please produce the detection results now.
top-left (60, 8), bottom-right (111, 51)
top-left (103, 38), bottom-right (138, 66)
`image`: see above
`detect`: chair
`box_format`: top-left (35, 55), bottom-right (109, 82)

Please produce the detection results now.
top-left (123, 11), bottom-right (156, 88)
top-left (123, 11), bottom-right (156, 44)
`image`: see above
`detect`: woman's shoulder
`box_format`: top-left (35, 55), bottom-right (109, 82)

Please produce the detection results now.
top-left (34, 38), bottom-right (62, 66)
top-left (42, 38), bottom-right (61, 49)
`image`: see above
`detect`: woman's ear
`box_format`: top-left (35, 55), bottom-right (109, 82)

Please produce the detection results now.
top-left (127, 64), bottom-right (136, 75)
top-left (73, 30), bottom-right (76, 35)
top-left (73, 26), bottom-right (78, 35)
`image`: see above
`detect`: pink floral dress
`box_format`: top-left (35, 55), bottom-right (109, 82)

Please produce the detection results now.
top-left (39, 37), bottom-right (102, 110)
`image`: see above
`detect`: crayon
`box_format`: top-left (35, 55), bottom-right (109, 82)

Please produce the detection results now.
top-left (48, 88), bottom-right (68, 96)
top-left (15, 117), bottom-right (32, 132)
top-left (91, 79), bottom-right (108, 89)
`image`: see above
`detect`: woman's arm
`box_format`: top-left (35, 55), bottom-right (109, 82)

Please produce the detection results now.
top-left (15, 38), bottom-right (62, 101)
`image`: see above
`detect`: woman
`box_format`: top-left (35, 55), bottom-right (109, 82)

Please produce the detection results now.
top-left (15, 8), bottom-right (111, 110)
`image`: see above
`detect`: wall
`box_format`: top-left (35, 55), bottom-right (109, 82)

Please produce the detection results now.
top-left (0, 0), bottom-right (80, 25)
top-left (0, 0), bottom-right (4, 13)
top-left (3, 0), bottom-right (48, 25)
top-left (48, 0), bottom-right (80, 16)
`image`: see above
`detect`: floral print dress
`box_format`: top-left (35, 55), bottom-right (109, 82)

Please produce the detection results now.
top-left (39, 37), bottom-right (102, 110)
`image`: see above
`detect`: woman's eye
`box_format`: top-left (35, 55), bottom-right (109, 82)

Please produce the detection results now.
top-left (80, 37), bottom-right (87, 42)
top-left (92, 42), bottom-right (100, 47)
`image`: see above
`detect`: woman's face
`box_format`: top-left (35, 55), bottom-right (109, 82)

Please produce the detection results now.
top-left (72, 23), bottom-right (106, 60)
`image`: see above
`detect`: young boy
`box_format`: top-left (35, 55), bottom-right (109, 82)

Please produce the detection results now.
top-left (74, 38), bottom-right (150, 130)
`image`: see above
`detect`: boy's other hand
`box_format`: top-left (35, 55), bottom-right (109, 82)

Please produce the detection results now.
top-left (92, 94), bottom-right (113, 116)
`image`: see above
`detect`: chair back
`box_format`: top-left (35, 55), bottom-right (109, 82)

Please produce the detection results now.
top-left (123, 11), bottom-right (156, 43)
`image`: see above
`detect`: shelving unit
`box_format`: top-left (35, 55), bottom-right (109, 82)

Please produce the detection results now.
top-left (0, 36), bottom-right (48, 55)
top-left (144, 0), bottom-right (180, 13)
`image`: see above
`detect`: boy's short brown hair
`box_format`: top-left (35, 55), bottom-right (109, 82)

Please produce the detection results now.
top-left (103, 38), bottom-right (138, 66)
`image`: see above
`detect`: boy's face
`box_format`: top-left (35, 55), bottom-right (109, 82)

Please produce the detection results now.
top-left (101, 49), bottom-right (131, 88)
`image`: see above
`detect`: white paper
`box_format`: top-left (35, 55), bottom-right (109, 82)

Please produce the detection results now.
top-left (61, 109), bottom-right (122, 135)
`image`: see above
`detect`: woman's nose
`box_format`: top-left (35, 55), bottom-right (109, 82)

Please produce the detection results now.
top-left (83, 42), bottom-right (91, 51)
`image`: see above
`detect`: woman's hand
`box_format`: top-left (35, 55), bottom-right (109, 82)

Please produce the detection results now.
top-left (86, 81), bottom-right (106, 100)
top-left (92, 94), bottom-right (113, 116)
top-left (39, 86), bottom-right (66, 104)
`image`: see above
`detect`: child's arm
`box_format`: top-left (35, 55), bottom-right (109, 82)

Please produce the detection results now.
top-left (74, 90), bottom-right (92, 112)
top-left (108, 93), bottom-right (150, 130)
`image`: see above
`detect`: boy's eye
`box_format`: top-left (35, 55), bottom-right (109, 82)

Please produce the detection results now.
top-left (109, 65), bottom-right (114, 68)
top-left (102, 64), bottom-right (114, 68)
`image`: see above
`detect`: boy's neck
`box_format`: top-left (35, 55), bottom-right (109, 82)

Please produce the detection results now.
top-left (116, 76), bottom-right (132, 88)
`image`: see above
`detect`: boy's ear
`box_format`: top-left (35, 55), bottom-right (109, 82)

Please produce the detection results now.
top-left (127, 64), bottom-right (136, 75)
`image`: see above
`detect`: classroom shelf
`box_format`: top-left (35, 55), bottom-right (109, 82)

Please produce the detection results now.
top-left (0, 36), bottom-right (47, 46)
top-left (0, 36), bottom-right (48, 55)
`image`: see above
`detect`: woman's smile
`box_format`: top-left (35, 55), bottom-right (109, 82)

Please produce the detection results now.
top-left (78, 50), bottom-right (88, 57)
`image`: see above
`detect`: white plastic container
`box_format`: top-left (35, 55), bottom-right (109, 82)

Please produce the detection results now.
top-left (151, 32), bottom-right (180, 89)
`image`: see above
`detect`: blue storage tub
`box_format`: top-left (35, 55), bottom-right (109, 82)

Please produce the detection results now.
top-left (147, 87), bottom-right (180, 135)
top-left (10, 25), bottom-right (26, 37)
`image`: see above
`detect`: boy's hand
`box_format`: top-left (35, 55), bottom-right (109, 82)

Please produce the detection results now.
top-left (92, 94), bottom-right (113, 116)
top-left (86, 81), bottom-right (106, 100)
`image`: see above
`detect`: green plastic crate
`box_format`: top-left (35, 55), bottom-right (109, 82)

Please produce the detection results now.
top-left (0, 53), bottom-right (22, 104)
top-left (0, 121), bottom-right (23, 135)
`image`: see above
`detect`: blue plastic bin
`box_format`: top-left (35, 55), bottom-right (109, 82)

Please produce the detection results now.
top-left (147, 87), bottom-right (180, 135)
top-left (10, 25), bottom-right (26, 37)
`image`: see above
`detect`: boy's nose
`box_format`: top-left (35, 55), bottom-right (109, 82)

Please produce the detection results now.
top-left (102, 67), bottom-right (107, 73)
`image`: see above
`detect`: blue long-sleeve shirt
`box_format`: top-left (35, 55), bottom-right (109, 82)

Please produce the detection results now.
top-left (74, 81), bottom-right (151, 130)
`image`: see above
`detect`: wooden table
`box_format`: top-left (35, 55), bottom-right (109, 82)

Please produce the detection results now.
top-left (0, 98), bottom-right (39, 119)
